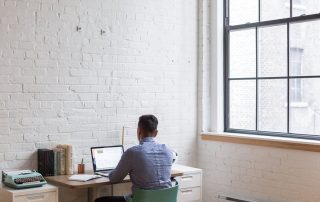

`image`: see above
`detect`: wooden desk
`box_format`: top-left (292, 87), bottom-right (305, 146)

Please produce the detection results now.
top-left (45, 169), bottom-right (183, 189)
top-left (45, 170), bottom-right (183, 202)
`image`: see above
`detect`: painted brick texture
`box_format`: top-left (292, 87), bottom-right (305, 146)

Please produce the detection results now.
top-left (199, 140), bottom-right (320, 202)
top-left (0, 0), bottom-right (198, 171)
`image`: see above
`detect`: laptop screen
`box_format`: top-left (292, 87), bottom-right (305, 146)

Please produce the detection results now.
top-left (91, 146), bottom-right (123, 172)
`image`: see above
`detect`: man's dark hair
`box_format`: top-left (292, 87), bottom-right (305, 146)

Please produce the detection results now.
top-left (138, 115), bottom-right (158, 133)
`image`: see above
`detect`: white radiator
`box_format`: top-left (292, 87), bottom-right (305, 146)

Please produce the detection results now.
top-left (218, 195), bottom-right (259, 202)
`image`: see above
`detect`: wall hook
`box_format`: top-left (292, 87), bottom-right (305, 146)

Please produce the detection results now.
top-left (76, 26), bottom-right (82, 32)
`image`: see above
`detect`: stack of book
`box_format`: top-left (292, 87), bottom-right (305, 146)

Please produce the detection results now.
top-left (38, 144), bottom-right (73, 177)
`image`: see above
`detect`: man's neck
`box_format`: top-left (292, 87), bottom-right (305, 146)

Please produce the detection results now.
top-left (139, 136), bottom-right (155, 144)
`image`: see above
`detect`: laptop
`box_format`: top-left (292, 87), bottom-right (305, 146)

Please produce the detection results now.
top-left (91, 145), bottom-right (124, 177)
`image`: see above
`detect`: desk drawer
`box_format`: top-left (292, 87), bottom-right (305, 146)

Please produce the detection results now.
top-left (113, 182), bottom-right (132, 196)
top-left (176, 173), bottom-right (201, 189)
top-left (178, 187), bottom-right (201, 202)
top-left (14, 191), bottom-right (57, 202)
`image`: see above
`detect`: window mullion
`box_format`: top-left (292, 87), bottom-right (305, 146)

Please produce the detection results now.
top-left (258, 0), bottom-right (261, 22)
top-left (224, 0), bottom-right (230, 131)
top-left (290, 0), bottom-right (293, 18)
top-left (256, 26), bottom-right (259, 131)
top-left (287, 22), bottom-right (290, 134)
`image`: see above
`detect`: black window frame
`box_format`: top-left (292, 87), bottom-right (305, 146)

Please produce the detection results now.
top-left (224, 0), bottom-right (320, 140)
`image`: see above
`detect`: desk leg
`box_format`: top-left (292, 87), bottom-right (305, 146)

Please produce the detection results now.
top-left (88, 187), bottom-right (95, 202)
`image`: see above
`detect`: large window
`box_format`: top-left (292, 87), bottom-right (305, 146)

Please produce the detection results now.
top-left (225, 0), bottom-right (320, 139)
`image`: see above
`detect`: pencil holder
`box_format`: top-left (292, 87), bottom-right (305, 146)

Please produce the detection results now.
top-left (78, 164), bottom-right (85, 174)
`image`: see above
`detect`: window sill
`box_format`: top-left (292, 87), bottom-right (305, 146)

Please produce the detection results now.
top-left (201, 132), bottom-right (320, 152)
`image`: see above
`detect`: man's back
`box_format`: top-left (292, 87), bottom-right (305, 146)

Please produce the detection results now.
top-left (95, 114), bottom-right (172, 202)
top-left (129, 137), bottom-right (173, 190)
top-left (109, 137), bottom-right (173, 191)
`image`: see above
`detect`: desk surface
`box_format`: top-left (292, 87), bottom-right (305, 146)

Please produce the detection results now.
top-left (45, 169), bottom-right (183, 189)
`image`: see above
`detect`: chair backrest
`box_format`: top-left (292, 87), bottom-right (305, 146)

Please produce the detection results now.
top-left (130, 185), bottom-right (179, 202)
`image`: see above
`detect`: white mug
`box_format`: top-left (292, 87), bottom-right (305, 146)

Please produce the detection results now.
top-left (172, 151), bottom-right (178, 164)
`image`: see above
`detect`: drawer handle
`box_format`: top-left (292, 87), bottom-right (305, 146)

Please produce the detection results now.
top-left (181, 189), bottom-right (193, 194)
top-left (27, 194), bottom-right (45, 200)
top-left (181, 176), bottom-right (193, 180)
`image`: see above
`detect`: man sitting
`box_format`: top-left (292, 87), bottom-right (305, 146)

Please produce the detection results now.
top-left (95, 114), bottom-right (173, 202)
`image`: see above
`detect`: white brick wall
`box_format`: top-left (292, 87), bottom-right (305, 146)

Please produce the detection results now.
top-left (197, 1), bottom-right (320, 202)
top-left (5, 1), bottom-right (320, 202)
top-left (199, 139), bottom-right (320, 202)
top-left (0, 0), bottom-right (198, 171)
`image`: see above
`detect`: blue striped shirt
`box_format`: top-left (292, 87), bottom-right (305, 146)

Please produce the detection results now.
top-left (109, 137), bottom-right (173, 193)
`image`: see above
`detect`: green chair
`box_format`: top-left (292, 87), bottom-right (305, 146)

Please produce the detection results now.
top-left (127, 185), bottom-right (179, 202)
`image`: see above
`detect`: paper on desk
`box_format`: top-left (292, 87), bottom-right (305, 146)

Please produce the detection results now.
top-left (68, 174), bottom-right (101, 182)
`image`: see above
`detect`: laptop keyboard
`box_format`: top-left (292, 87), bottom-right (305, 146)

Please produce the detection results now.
top-left (96, 171), bottom-right (110, 177)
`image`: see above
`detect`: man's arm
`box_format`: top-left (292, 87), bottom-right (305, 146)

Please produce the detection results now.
top-left (109, 149), bottom-right (132, 183)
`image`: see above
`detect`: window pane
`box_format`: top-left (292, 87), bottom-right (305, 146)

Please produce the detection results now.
top-left (230, 29), bottom-right (256, 78)
top-left (230, 0), bottom-right (258, 25)
top-left (258, 25), bottom-right (287, 77)
top-left (261, 0), bottom-right (290, 21)
top-left (293, 0), bottom-right (320, 17)
top-left (290, 78), bottom-right (302, 103)
top-left (290, 78), bottom-right (320, 135)
top-left (258, 79), bottom-right (287, 132)
top-left (229, 80), bottom-right (256, 130)
top-left (290, 20), bottom-right (320, 76)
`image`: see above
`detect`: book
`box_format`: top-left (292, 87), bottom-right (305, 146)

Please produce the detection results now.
top-left (56, 149), bottom-right (61, 175)
top-left (53, 150), bottom-right (58, 176)
top-left (38, 144), bottom-right (74, 177)
top-left (68, 174), bottom-right (101, 182)
top-left (37, 149), bottom-right (54, 177)
top-left (60, 147), bottom-right (66, 175)
top-left (66, 145), bottom-right (73, 175)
